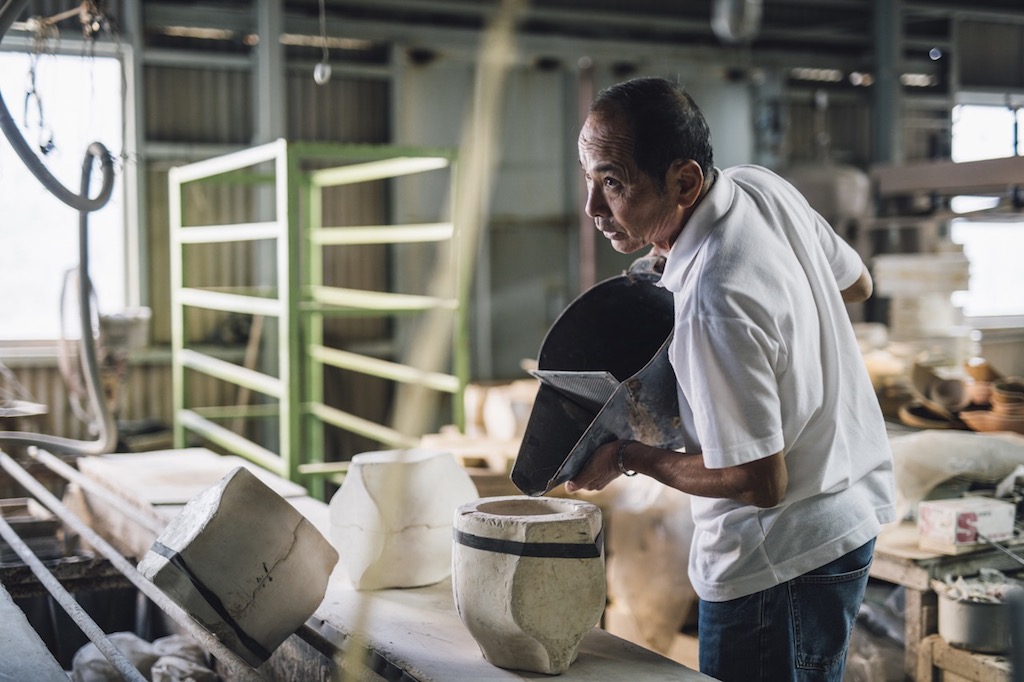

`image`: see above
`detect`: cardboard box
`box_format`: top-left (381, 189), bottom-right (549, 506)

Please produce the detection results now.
top-left (917, 497), bottom-right (1016, 555)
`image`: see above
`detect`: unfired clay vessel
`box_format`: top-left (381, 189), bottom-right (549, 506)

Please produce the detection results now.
top-left (330, 448), bottom-right (478, 590)
top-left (137, 467), bottom-right (338, 666)
top-left (452, 495), bottom-right (605, 674)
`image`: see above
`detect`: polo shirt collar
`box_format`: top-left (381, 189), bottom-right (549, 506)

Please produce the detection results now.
top-left (659, 167), bottom-right (730, 293)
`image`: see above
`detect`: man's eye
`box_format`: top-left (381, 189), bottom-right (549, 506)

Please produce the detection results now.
top-left (604, 177), bottom-right (621, 189)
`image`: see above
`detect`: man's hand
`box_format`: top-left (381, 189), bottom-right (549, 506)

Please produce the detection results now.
top-left (565, 440), bottom-right (624, 493)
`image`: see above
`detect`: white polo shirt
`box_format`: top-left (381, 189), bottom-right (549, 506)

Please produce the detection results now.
top-left (660, 165), bottom-right (896, 602)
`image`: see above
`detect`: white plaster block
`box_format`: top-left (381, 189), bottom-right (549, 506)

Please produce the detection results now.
top-left (137, 466), bottom-right (338, 666)
top-left (330, 448), bottom-right (478, 590)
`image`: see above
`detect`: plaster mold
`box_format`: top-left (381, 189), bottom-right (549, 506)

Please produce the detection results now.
top-left (452, 495), bottom-right (605, 674)
top-left (330, 448), bottom-right (478, 590)
top-left (137, 466), bottom-right (338, 667)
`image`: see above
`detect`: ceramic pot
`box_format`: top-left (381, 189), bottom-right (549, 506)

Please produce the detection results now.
top-left (452, 495), bottom-right (605, 674)
top-left (938, 593), bottom-right (1011, 653)
top-left (329, 448), bottom-right (478, 590)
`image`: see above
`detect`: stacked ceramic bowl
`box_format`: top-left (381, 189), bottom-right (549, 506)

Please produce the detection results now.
top-left (963, 377), bottom-right (1024, 435)
top-left (992, 378), bottom-right (1024, 415)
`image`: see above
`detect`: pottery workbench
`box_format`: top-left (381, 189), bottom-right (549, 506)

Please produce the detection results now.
top-left (312, 572), bottom-right (714, 681)
top-left (57, 448), bottom-right (714, 681)
top-left (870, 522), bottom-right (1024, 681)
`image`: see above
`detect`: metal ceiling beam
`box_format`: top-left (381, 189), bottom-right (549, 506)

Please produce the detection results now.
top-left (904, 2), bottom-right (1024, 25)
top-left (140, 1), bottom-right (870, 72)
top-left (144, 0), bottom-right (870, 49)
top-left (143, 4), bottom-right (255, 33)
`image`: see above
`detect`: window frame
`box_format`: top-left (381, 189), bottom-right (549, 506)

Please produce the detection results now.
top-left (0, 37), bottom-right (141, 352)
top-left (948, 96), bottom-right (1024, 327)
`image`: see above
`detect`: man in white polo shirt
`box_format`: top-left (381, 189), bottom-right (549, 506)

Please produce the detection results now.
top-left (566, 76), bottom-right (896, 682)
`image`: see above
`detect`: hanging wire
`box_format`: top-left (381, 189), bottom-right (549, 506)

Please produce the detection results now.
top-left (23, 17), bottom-right (57, 155)
top-left (75, 0), bottom-right (132, 169)
top-left (314, 0), bottom-right (331, 85)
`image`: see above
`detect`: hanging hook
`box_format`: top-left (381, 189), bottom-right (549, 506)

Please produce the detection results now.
top-left (314, 0), bottom-right (331, 85)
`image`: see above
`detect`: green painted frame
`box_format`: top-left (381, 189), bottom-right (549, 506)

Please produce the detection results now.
top-left (169, 139), bottom-right (467, 496)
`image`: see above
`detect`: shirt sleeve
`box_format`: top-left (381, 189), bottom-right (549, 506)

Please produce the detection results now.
top-left (675, 314), bottom-right (785, 469)
top-left (812, 210), bottom-right (862, 291)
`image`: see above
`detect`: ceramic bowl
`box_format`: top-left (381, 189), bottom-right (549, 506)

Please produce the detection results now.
top-left (992, 401), bottom-right (1024, 417)
top-left (992, 377), bottom-right (1024, 405)
top-left (930, 378), bottom-right (970, 413)
top-left (899, 401), bottom-right (956, 430)
top-left (960, 408), bottom-right (1024, 435)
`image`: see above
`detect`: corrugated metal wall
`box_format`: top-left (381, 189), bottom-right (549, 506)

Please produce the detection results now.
top-left (5, 357), bottom-right (248, 448)
top-left (959, 21), bottom-right (1024, 90)
top-left (785, 95), bottom-right (873, 167)
top-left (8, 360), bottom-right (174, 443)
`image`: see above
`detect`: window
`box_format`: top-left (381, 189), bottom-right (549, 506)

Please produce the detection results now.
top-left (949, 104), bottom-right (1024, 319)
top-left (0, 51), bottom-right (125, 341)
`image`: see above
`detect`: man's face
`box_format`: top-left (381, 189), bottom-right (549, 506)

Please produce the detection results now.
top-left (578, 110), bottom-right (685, 254)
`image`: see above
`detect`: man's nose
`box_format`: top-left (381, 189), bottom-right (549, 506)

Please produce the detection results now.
top-left (585, 184), bottom-right (607, 219)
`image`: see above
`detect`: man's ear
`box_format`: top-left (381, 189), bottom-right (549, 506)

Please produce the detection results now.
top-left (671, 159), bottom-right (705, 208)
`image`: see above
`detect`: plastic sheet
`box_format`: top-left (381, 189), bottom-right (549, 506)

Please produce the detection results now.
top-left (933, 567), bottom-right (1024, 604)
top-left (151, 655), bottom-right (219, 682)
top-left (71, 632), bottom-right (158, 682)
top-left (889, 430), bottom-right (1024, 520)
top-left (71, 631), bottom-right (218, 682)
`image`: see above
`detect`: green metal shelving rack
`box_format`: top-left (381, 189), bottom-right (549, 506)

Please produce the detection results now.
top-left (169, 139), bottom-right (466, 495)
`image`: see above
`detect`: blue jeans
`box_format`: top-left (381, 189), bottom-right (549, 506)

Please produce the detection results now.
top-left (698, 538), bottom-right (875, 682)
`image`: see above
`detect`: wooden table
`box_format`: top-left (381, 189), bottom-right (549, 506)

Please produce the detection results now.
top-left (917, 630), bottom-right (1011, 679)
top-left (871, 522), bottom-right (1024, 681)
top-left (916, 634), bottom-right (1010, 682)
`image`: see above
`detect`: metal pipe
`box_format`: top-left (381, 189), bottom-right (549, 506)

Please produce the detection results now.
top-left (0, 514), bottom-right (148, 682)
top-left (978, 531), bottom-right (1024, 568)
top-left (0, 0), bottom-right (31, 46)
top-left (28, 448), bottom-right (165, 537)
top-left (0, 451), bottom-right (265, 681)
